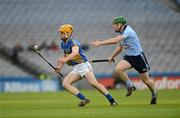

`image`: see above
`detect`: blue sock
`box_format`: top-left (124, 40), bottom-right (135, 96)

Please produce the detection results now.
top-left (105, 94), bottom-right (114, 103)
top-left (76, 93), bottom-right (86, 100)
top-left (125, 79), bottom-right (133, 88)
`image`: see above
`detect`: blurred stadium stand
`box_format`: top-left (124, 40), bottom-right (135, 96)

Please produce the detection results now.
top-left (0, 57), bottom-right (30, 77)
top-left (0, 0), bottom-right (180, 77)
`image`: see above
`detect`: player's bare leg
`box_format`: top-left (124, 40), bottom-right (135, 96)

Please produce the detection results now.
top-left (84, 71), bottom-right (117, 106)
top-left (115, 60), bottom-right (136, 96)
top-left (139, 72), bottom-right (157, 104)
top-left (62, 72), bottom-right (90, 107)
top-left (62, 73), bottom-right (81, 95)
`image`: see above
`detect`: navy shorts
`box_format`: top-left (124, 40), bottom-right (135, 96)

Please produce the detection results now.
top-left (124, 52), bottom-right (150, 73)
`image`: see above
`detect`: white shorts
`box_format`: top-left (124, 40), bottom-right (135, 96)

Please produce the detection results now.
top-left (71, 62), bottom-right (92, 77)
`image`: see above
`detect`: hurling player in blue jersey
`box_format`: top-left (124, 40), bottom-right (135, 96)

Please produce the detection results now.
top-left (91, 16), bottom-right (157, 104)
top-left (55, 24), bottom-right (117, 107)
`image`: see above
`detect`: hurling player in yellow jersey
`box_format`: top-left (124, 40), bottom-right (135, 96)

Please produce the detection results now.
top-left (55, 24), bottom-right (117, 107)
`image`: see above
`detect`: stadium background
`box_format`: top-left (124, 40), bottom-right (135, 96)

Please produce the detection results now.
top-left (0, 0), bottom-right (180, 92)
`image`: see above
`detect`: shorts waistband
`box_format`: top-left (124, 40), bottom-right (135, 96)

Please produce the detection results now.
top-left (72, 61), bottom-right (88, 66)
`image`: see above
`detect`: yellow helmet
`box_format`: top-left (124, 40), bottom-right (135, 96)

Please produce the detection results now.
top-left (58, 24), bottom-right (73, 36)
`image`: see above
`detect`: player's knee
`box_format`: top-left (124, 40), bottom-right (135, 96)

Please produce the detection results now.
top-left (115, 66), bottom-right (124, 73)
top-left (140, 73), bottom-right (150, 83)
top-left (62, 80), bottom-right (70, 88)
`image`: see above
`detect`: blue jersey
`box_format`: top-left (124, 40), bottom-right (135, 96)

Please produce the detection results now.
top-left (61, 37), bottom-right (88, 66)
top-left (119, 25), bottom-right (143, 56)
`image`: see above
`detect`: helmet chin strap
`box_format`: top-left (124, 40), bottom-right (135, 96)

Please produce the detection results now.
top-left (62, 33), bottom-right (72, 42)
top-left (118, 24), bottom-right (124, 32)
top-left (115, 24), bottom-right (123, 33)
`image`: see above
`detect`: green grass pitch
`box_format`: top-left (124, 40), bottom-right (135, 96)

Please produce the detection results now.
top-left (0, 89), bottom-right (180, 118)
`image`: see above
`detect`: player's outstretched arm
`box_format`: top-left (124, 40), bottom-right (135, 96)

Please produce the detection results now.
top-left (91, 35), bottom-right (124, 47)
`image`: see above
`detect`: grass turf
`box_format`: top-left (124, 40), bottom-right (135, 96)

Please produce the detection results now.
top-left (0, 89), bottom-right (180, 118)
